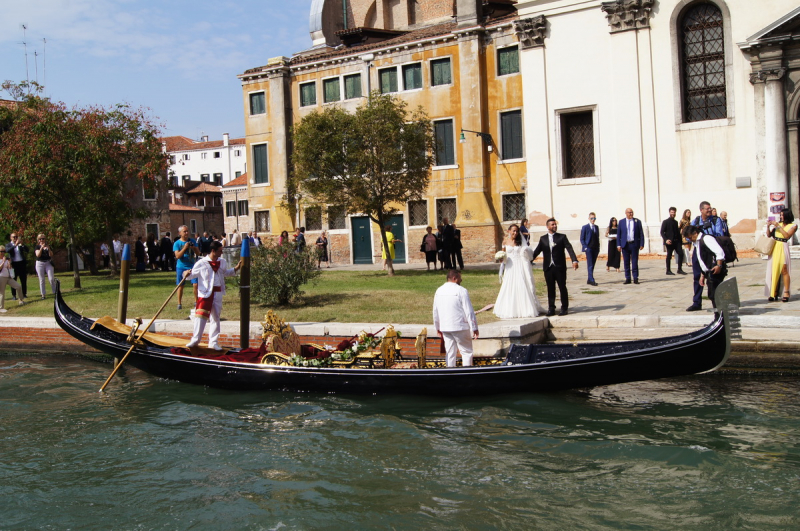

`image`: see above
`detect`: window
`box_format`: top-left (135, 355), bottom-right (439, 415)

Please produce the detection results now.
top-left (408, 200), bottom-right (428, 227)
top-left (500, 110), bottom-right (523, 160)
top-left (143, 184), bottom-right (157, 201)
top-left (189, 219), bottom-right (197, 234)
top-left (182, 175), bottom-right (190, 185)
top-left (234, 150), bottom-right (241, 157)
top-left (235, 171), bottom-right (241, 178)
top-left (213, 173), bottom-right (222, 184)
top-left (146, 223), bottom-right (159, 239)
top-left (327, 206), bottom-right (346, 230)
top-left (434, 120), bottom-right (455, 167)
top-left (249, 92), bottom-right (265, 115)
top-left (436, 198), bottom-right (457, 225)
top-left (255, 211), bottom-right (270, 233)
top-left (201, 174), bottom-right (210, 182)
top-left (560, 111), bottom-right (595, 178)
top-left (431, 58), bottom-right (452, 86)
top-left (344, 74), bottom-right (362, 99)
top-left (237, 200), bottom-right (248, 216)
top-left (498, 46), bottom-right (519, 76)
top-left (402, 63), bottom-right (422, 90)
top-left (253, 144), bottom-right (268, 184)
top-left (169, 155), bottom-right (176, 164)
top-left (379, 68), bottom-right (398, 94)
top-left (323, 78), bottom-right (340, 103)
top-left (201, 153), bottom-right (208, 160)
top-left (681, 3), bottom-right (726, 122)
top-left (182, 154), bottom-right (190, 161)
top-left (305, 206), bottom-right (322, 231)
top-left (502, 194), bottom-right (526, 222)
top-left (225, 201), bottom-right (236, 217)
top-left (213, 152), bottom-right (220, 159)
top-left (300, 82), bottom-right (316, 107)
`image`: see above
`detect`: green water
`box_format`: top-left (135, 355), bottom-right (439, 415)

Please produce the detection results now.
top-left (1, 354), bottom-right (798, 530)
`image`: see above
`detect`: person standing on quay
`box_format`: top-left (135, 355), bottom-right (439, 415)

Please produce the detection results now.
top-left (160, 232), bottom-right (174, 271)
top-left (617, 208), bottom-right (644, 285)
top-left (605, 217), bottom-right (621, 272)
top-left (660, 207), bottom-right (685, 275)
top-left (451, 223), bottom-right (464, 270)
top-left (173, 225), bottom-right (201, 311)
top-left (34, 234), bottom-right (56, 299)
top-left (682, 225), bottom-right (727, 310)
top-left (433, 269), bottom-right (478, 368)
top-left (6, 232), bottom-right (28, 301)
top-left (441, 218), bottom-right (455, 270)
top-left (0, 245), bottom-right (26, 311)
top-left (532, 218), bottom-right (579, 316)
top-left (579, 212), bottom-right (600, 286)
top-left (688, 201), bottom-right (725, 311)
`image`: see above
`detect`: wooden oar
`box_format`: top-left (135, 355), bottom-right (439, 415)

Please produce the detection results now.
top-left (99, 277), bottom-right (187, 392)
top-left (475, 304), bottom-right (494, 314)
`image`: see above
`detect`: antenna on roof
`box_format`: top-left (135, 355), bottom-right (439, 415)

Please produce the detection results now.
top-left (20, 24), bottom-right (29, 84)
top-left (42, 38), bottom-right (47, 96)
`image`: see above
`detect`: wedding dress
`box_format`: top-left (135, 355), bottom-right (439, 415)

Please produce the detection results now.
top-left (493, 242), bottom-right (545, 319)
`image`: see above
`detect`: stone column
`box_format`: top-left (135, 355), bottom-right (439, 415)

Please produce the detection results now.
top-left (752, 68), bottom-right (788, 220)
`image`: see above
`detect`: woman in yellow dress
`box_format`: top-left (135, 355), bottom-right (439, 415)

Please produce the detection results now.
top-left (765, 208), bottom-right (797, 302)
top-left (380, 225), bottom-right (402, 270)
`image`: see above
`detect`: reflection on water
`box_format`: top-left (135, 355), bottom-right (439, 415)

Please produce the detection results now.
top-left (1, 354), bottom-right (798, 530)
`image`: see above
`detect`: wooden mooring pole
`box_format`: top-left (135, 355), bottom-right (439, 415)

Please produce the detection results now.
top-left (239, 238), bottom-right (251, 349)
top-left (115, 243), bottom-right (131, 367)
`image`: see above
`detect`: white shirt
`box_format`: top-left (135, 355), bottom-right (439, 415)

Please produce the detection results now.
top-left (9, 244), bottom-right (23, 262)
top-left (433, 281), bottom-right (478, 333)
top-left (694, 233), bottom-right (724, 273)
top-left (100, 243), bottom-right (109, 256)
top-left (113, 240), bottom-right (122, 253)
top-left (548, 232), bottom-right (555, 266)
top-left (186, 256), bottom-right (237, 298)
top-left (627, 218), bottom-right (634, 242)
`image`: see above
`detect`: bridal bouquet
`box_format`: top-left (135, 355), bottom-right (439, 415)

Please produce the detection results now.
top-left (494, 250), bottom-right (507, 262)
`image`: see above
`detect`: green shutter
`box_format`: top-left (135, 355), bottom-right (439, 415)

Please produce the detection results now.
top-left (435, 120), bottom-right (454, 166)
top-left (253, 144), bottom-right (268, 184)
top-left (501, 111), bottom-right (523, 160)
top-left (380, 69), bottom-right (397, 93)
top-left (498, 47), bottom-right (519, 76)
top-left (431, 58), bottom-right (451, 86)
top-left (301, 83), bottom-right (316, 106)
top-left (403, 64), bottom-right (422, 90)
top-left (344, 74), bottom-right (362, 99)
top-left (249, 93), bottom-right (265, 115)
top-left (323, 79), bottom-right (340, 103)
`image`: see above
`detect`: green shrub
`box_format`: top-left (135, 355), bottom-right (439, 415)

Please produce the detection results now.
top-left (247, 240), bottom-right (321, 305)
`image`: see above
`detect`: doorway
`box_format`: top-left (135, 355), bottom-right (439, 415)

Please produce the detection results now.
top-left (351, 216), bottom-right (373, 264)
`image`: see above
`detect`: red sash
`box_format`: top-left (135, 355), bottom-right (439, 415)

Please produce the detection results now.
top-left (195, 286), bottom-right (222, 319)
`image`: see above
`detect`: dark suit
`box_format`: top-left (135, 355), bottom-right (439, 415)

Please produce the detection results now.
top-left (6, 241), bottom-right (28, 299)
top-left (617, 217), bottom-right (644, 281)
top-left (160, 236), bottom-right (174, 271)
top-left (452, 228), bottom-right (464, 270)
top-left (532, 232), bottom-right (578, 312)
top-left (579, 223), bottom-right (600, 283)
top-left (441, 224), bottom-right (455, 269)
top-left (660, 217), bottom-right (682, 273)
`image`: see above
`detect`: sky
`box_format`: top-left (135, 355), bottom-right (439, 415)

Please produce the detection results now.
top-left (0, 0), bottom-right (315, 140)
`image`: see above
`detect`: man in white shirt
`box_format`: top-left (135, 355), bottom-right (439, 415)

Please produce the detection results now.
top-left (183, 241), bottom-right (242, 350)
top-left (433, 269), bottom-right (479, 367)
top-left (112, 235), bottom-right (123, 267)
top-left (682, 224), bottom-right (727, 311)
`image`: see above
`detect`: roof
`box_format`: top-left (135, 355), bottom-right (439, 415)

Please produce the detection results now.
top-left (161, 135), bottom-right (246, 153)
top-left (185, 182), bottom-right (222, 194)
top-left (223, 173), bottom-right (248, 188)
top-left (169, 204), bottom-right (202, 212)
top-left (0, 99), bottom-right (17, 109)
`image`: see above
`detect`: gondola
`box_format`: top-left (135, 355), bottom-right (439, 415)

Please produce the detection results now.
top-left (54, 278), bottom-right (740, 395)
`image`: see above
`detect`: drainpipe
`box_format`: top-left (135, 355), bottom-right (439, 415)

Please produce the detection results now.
top-left (343, 0), bottom-right (348, 30)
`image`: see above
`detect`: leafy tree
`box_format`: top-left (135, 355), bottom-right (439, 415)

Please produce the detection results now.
top-left (0, 83), bottom-right (167, 287)
top-left (292, 93), bottom-right (435, 276)
top-left (248, 241), bottom-right (321, 305)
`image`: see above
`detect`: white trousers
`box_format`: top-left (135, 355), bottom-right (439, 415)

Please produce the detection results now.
top-left (441, 330), bottom-right (474, 367)
top-left (36, 261), bottom-right (55, 297)
top-left (188, 295), bottom-right (223, 349)
top-left (0, 276), bottom-right (23, 309)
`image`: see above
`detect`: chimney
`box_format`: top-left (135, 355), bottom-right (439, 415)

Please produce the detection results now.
top-left (223, 133), bottom-right (230, 147)
top-left (457, 0), bottom-right (482, 28)
top-left (201, 135), bottom-right (209, 142)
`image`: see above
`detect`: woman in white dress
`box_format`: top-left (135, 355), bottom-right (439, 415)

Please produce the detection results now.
top-left (494, 224), bottom-right (545, 319)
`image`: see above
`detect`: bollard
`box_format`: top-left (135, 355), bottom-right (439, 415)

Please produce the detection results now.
top-left (239, 238), bottom-right (251, 349)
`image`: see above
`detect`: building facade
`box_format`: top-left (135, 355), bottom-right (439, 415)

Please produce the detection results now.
top-left (163, 133), bottom-right (246, 189)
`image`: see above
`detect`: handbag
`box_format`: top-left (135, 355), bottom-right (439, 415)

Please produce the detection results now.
top-left (419, 243), bottom-right (425, 252)
top-left (753, 234), bottom-right (775, 255)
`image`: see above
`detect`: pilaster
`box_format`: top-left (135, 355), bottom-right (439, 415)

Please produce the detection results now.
top-left (600, 0), bottom-right (654, 34)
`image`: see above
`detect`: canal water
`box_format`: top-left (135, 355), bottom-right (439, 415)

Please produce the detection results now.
top-left (1, 354), bottom-right (798, 530)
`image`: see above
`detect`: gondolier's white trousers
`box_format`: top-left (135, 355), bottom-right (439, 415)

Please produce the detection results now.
top-left (441, 330), bottom-right (473, 368)
top-left (187, 296), bottom-right (223, 350)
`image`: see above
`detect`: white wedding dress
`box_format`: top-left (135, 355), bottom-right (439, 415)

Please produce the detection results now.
top-left (493, 243), bottom-right (545, 319)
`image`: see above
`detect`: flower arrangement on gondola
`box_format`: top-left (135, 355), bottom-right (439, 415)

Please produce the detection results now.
top-left (495, 250), bottom-right (506, 262)
top-left (285, 328), bottom-right (399, 367)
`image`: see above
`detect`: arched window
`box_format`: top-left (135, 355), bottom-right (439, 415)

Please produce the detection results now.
top-left (680, 2), bottom-right (726, 122)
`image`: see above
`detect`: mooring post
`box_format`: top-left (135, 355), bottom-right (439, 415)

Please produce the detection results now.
top-left (239, 238), bottom-right (251, 349)
top-left (115, 243), bottom-right (131, 367)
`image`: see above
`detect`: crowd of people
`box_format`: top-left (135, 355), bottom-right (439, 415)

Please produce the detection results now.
top-left (417, 217), bottom-right (464, 271)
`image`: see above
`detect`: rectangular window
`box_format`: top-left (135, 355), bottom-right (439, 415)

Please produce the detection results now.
top-left (249, 92), bottom-right (265, 115)
top-left (431, 58), bottom-right (452, 86)
top-left (379, 68), bottom-right (398, 94)
top-left (327, 206), bottom-right (346, 230)
top-left (436, 198), bottom-right (457, 226)
top-left (225, 201), bottom-right (236, 217)
top-left (305, 206), bottom-right (322, 231)
top-left (344, 74), bottom-right (362, 99)
top-left (200, 174), bottom-right (210, 182)
top-left (255, 211), bottom-right (270, 233)
top-left (434, 120), bottom-right (455, 166)
top-left (201, 153), bottom-right (207, 160)
top-left (402, 63), bottom-right (422, 90)
top-left (235, 171), bottom-right (241, 178)
top-left (169, 155), bottom-right (176, 164)
top-left (182, 154), bottom-right (189, 161)
top-left (146, 223), bottom-right (159, 240)
top-left (237, 200), bottom-right (248, 216)
top-left (300, 82), bottom-right (317, 107)
top-left (500, 110), bottom-right (523, 160)
top-left (213, 152), bottom-right (220, 159)
top-left (143, 183), bottom-right (157, 200)
top-left (189, 219), bottom-right (197, 234)
top-left (234, 150), bottom-right (241, 157)
top-left (498, 46), bottom-right (519, 76)
top-left (181, 175), bottom-right (190, 185)
top-left (502, 194), bottom-right (526, 222)
top-left (253, 144), bottom-right (268, 184)
top-left (213, 173), bottom-right (223, 184)
top-left (408, 200), bottom-right (428, 227)
top-left (323, 78), bottom-right (341, 103)
top-left (561, 111), bottom-right (595, 178)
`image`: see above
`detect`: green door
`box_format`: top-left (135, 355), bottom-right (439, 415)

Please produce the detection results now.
top-left (351, 216), bottom-right (373, 264)
top-left (387, 214), bottom-right (406, 264)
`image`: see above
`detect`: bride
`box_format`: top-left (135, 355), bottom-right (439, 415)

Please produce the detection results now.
top-left (494, 224), bottom-right (545, 319)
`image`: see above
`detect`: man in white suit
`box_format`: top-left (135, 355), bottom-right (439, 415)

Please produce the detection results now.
top-left (433, 269), bottom-right (479, 367)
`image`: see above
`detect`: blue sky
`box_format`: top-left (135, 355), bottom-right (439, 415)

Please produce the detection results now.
top-left (0, 0), bottom-right (314, 139)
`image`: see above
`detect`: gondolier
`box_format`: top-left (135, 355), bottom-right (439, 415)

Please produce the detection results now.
top-left (183, 241), bottom-right (242, 350)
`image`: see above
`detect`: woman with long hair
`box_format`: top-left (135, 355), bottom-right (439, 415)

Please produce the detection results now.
top-left (765, 208), bottom-right (798, 302)
top-left (605, 217), bottom-right (620, 272)
top-left (679, 209), bottom-right (692, 265)
top-left (494, 224), bottom-right (544, 319)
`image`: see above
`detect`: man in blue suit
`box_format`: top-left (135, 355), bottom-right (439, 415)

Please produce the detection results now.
top-left (617, 208), bottom-right (644, 284)
top-left (580, 212), bottom-right (601, 286)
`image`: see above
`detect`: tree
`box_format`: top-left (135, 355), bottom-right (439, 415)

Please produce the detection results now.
top-left (248, 240), bottom-right (321, 305)
top-left (292, 93), bottom-right (435, 276)
top-left (0, 83), bottom-right (167, 287)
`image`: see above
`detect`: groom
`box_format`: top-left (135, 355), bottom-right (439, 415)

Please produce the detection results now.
top-left (531, 218), bottom-right (579, 316)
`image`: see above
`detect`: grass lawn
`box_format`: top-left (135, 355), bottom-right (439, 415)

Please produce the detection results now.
top-left (5, 268), bottom-right (547, 325)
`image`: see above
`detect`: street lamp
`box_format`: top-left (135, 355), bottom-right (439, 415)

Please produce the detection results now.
top-left (460, 129), bottom-right (493, 152)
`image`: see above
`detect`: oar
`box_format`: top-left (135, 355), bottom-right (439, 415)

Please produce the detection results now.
top-left (99, 277), bottom-right (187, 392)
top-left (475, 304), bottom-right (494, 314)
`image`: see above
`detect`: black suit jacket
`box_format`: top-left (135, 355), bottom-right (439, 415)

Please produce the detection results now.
top-left (442, 224), bottom-right (455, 251)
top-left (532, 232), bottom-right (578, 272)
top-left (660, 218), bottom-right (680, 245)
top-left (6, 242), bottom-right (28, 262)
